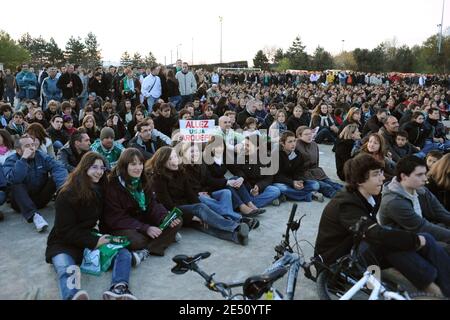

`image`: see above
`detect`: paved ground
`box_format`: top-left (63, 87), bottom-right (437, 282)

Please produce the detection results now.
top-left (0, 143), bottom-right (396, 300)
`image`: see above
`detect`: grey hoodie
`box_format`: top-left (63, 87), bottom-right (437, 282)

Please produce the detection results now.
top-left (378, 177), bottom-right (450, 244)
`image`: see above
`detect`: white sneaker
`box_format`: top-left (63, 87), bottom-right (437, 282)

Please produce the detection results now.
top-left (132, 249), bottom-right (150, 267)
top-left (72, 290), bottom-right (89, 300)
top-left (33, 213), bottom-right (48, 232)
top-left (312, 192), bottom-right (324, 203)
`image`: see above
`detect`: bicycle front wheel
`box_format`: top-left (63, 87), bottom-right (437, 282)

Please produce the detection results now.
top-left (316, 270), bottom-right (370, 300)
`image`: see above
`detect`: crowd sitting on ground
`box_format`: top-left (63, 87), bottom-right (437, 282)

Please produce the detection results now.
top-left (0, 60), bottom-right (449, 300)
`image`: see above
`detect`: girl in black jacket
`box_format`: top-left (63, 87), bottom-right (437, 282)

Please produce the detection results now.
top-left (46, 152), bottom-right (137, 300)
top-left (102, 148), bottom-right (181, 256)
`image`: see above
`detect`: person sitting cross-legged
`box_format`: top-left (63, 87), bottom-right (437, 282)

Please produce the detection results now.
top-left (3, 134), bottom-right (68, 232)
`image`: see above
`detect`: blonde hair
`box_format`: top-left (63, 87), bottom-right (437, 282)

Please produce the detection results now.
top-left (339, 123), bottom-right (359, 140)
top-left (428, 153), bottom-right (450, 190)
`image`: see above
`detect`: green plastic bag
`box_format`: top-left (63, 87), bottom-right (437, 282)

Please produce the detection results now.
top-left (159, 207), bottom-right (183, 230)
top-left (91, 232), bottom-right (131, 273)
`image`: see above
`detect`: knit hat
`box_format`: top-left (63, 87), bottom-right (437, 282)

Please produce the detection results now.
top-left (100, 127), bottom-right (115, 140)
top-left (62, 115), bottom-right (72, 123)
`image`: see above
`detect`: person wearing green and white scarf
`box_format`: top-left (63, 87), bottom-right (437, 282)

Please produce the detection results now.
top-left (122, 176), bottom-right (148, 212)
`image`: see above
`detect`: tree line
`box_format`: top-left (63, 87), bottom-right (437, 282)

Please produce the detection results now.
top-left (0, 31), bottom-right (158, 70)
top-left (253, 31), bottom-right (450, 74)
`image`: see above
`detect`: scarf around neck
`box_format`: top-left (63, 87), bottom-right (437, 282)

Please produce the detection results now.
top-left (123, 177), bottom-right (148, 212)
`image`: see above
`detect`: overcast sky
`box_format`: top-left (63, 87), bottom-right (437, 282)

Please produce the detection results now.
top-left (2, 0), bottom-right (449, 66)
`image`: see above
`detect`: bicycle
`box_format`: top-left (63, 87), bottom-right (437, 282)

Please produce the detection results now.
top-left (171, 203), bottom-right (316, 300)
top-left (315, 216), bottom-right (447, 300)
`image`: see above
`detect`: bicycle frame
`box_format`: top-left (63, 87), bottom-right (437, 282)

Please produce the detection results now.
top-left (263, 251), bottom-right (303, 300)
top-left (340, 271), bottom-right (406, 300)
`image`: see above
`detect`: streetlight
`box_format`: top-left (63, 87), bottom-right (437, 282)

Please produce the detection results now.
top-left (219, 16), bottom-right (223, 64)
top-left (341, 39), bottom-right (345, 53)
top-left (170, 50), bottom-right (173, 65)
top-left (438, 0), bottom-right (445, 54)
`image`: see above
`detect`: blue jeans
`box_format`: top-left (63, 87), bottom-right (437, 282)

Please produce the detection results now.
top-left (317, 178), bottom-right (343, 198)
top-left (146, 96), bottom-right (158, 113)
top-left (384, 233), bottom-right (450, 297)
top-left (415, 139), bottom-right (450, 158)
top-left (0, 191), bottom-right (6, 206)
top-left (199, 189), bottom-right (241, 221)
top-left (273, 180), bottom-right (320, 202)
top-left (168, 95), bottom-right (182, 110)
top-left (245, 185), bottom-right (281, 208)
top-left (51, 249), bottom-right (132, 300)
top-left (227, 185), bottom-right (253, 209)
top-left (315, 127), bottom-right (336, 144)
top-left (178, 203), bottom-right (241, 243)
top-left (4, 88), bottom-right (15, 105)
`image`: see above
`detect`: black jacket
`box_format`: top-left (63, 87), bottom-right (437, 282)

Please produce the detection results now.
top-left (47, 126), bottom-right (69, 145)
top-left (362, 115), bottom-right (383, 137)
top-left (45, 186), bottom-right (102, 264)
top-left (167, 78), bottom-right (180, 98)
top-left (56, 143), bottom-right (85, 173)
top-left (315, 189), bottom-right (420, 265)
top-left (56, 73), bottom-right (83, 99)
top-left (402, 121), bottom-right (430, 148)
top-left (287, 114), bottom-right (310, 133)
top-left (274, 149), bottom-right (304, 187)
top-left (426, 178), bottom-right (450, 212)
top-left (227, 152), bottom-right (273, 192)
top-left (334, 139), bottom-right (355, 181)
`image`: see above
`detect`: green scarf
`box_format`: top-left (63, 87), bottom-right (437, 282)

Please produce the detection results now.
top-left (126, 177), bottom-right (148, 212)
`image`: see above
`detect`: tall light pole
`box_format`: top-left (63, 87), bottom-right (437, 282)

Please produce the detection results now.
top-left (191, 37), bottom-right (194, 66)
top-left (341, 39), bottom-right (345, 53)
top-left (170, 50), bottom-right (173, 65)
top-left (219, 16), bottom-right (223, 64)
top-left (438, 0), bottom-right (445, 54)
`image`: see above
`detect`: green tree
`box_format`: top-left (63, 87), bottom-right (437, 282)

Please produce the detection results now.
top-left (84, 32), bottom-right (101, 69)
top-left (285, 36), bottom-right (309, 69)
top-left (46, 38), bottom-right (65, 67)
top-left (274, 57), bottom-right (292, 72)
top-left (353, 48), bottom-right (371, 72)
top-left (143, 51), bottom-right (157, 67)
top-left (368, 44), bottom-right (387, 72)
top-left (273, 48), bottom-right (285, 64)
top-left (390, 45), bottom-right (416, 72)
top-left (0, 30), bottom-right (31, 69)
top-left (311, 46), bottom-right (334, 70)
top-left (253, 50), bottom-right (269, 70)
top-left (131, 52), bottom-right (143, 68)
top-left (120, 51), bottom-right (133, 67)
top-left (65, 36), bottom-right (86, 65)
top-left (334, 51), bottom-right (357, 70)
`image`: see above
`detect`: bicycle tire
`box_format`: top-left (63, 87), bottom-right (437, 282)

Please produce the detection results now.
top-left (316, 270), bottom-right (370, 300)
top-left (409, 292), bottom-right (449, 300)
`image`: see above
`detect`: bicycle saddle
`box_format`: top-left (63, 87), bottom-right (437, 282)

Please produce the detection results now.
top-left (171, 252), bottom-right (211, 274)
top-left (243, 267), bottom-right (288, 300)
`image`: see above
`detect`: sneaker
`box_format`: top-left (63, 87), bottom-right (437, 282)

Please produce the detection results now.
top-left (272, 199), bottom-right (280, 206)
top-left (312, 192), bottom-right (324, 203)
top-left (103, 283), bottom-right (137, 300)
top-left (279, 194), bottom-right (287, 203)
top-left (131, 249), bottom-right (150, 267)
top-left (175, 232), bottom-right (182, 242)
top-left (72, 290), bottom-right (89, 300)
top-left (236, 223), bottom-right (250, 246)
top-left (33, 213), bottom-right (48, 232)
top-left (241, 217), bottom-right (260, 230)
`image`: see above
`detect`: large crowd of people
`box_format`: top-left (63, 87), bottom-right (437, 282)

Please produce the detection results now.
top-left (0, 59), bottom-right (449, 299)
